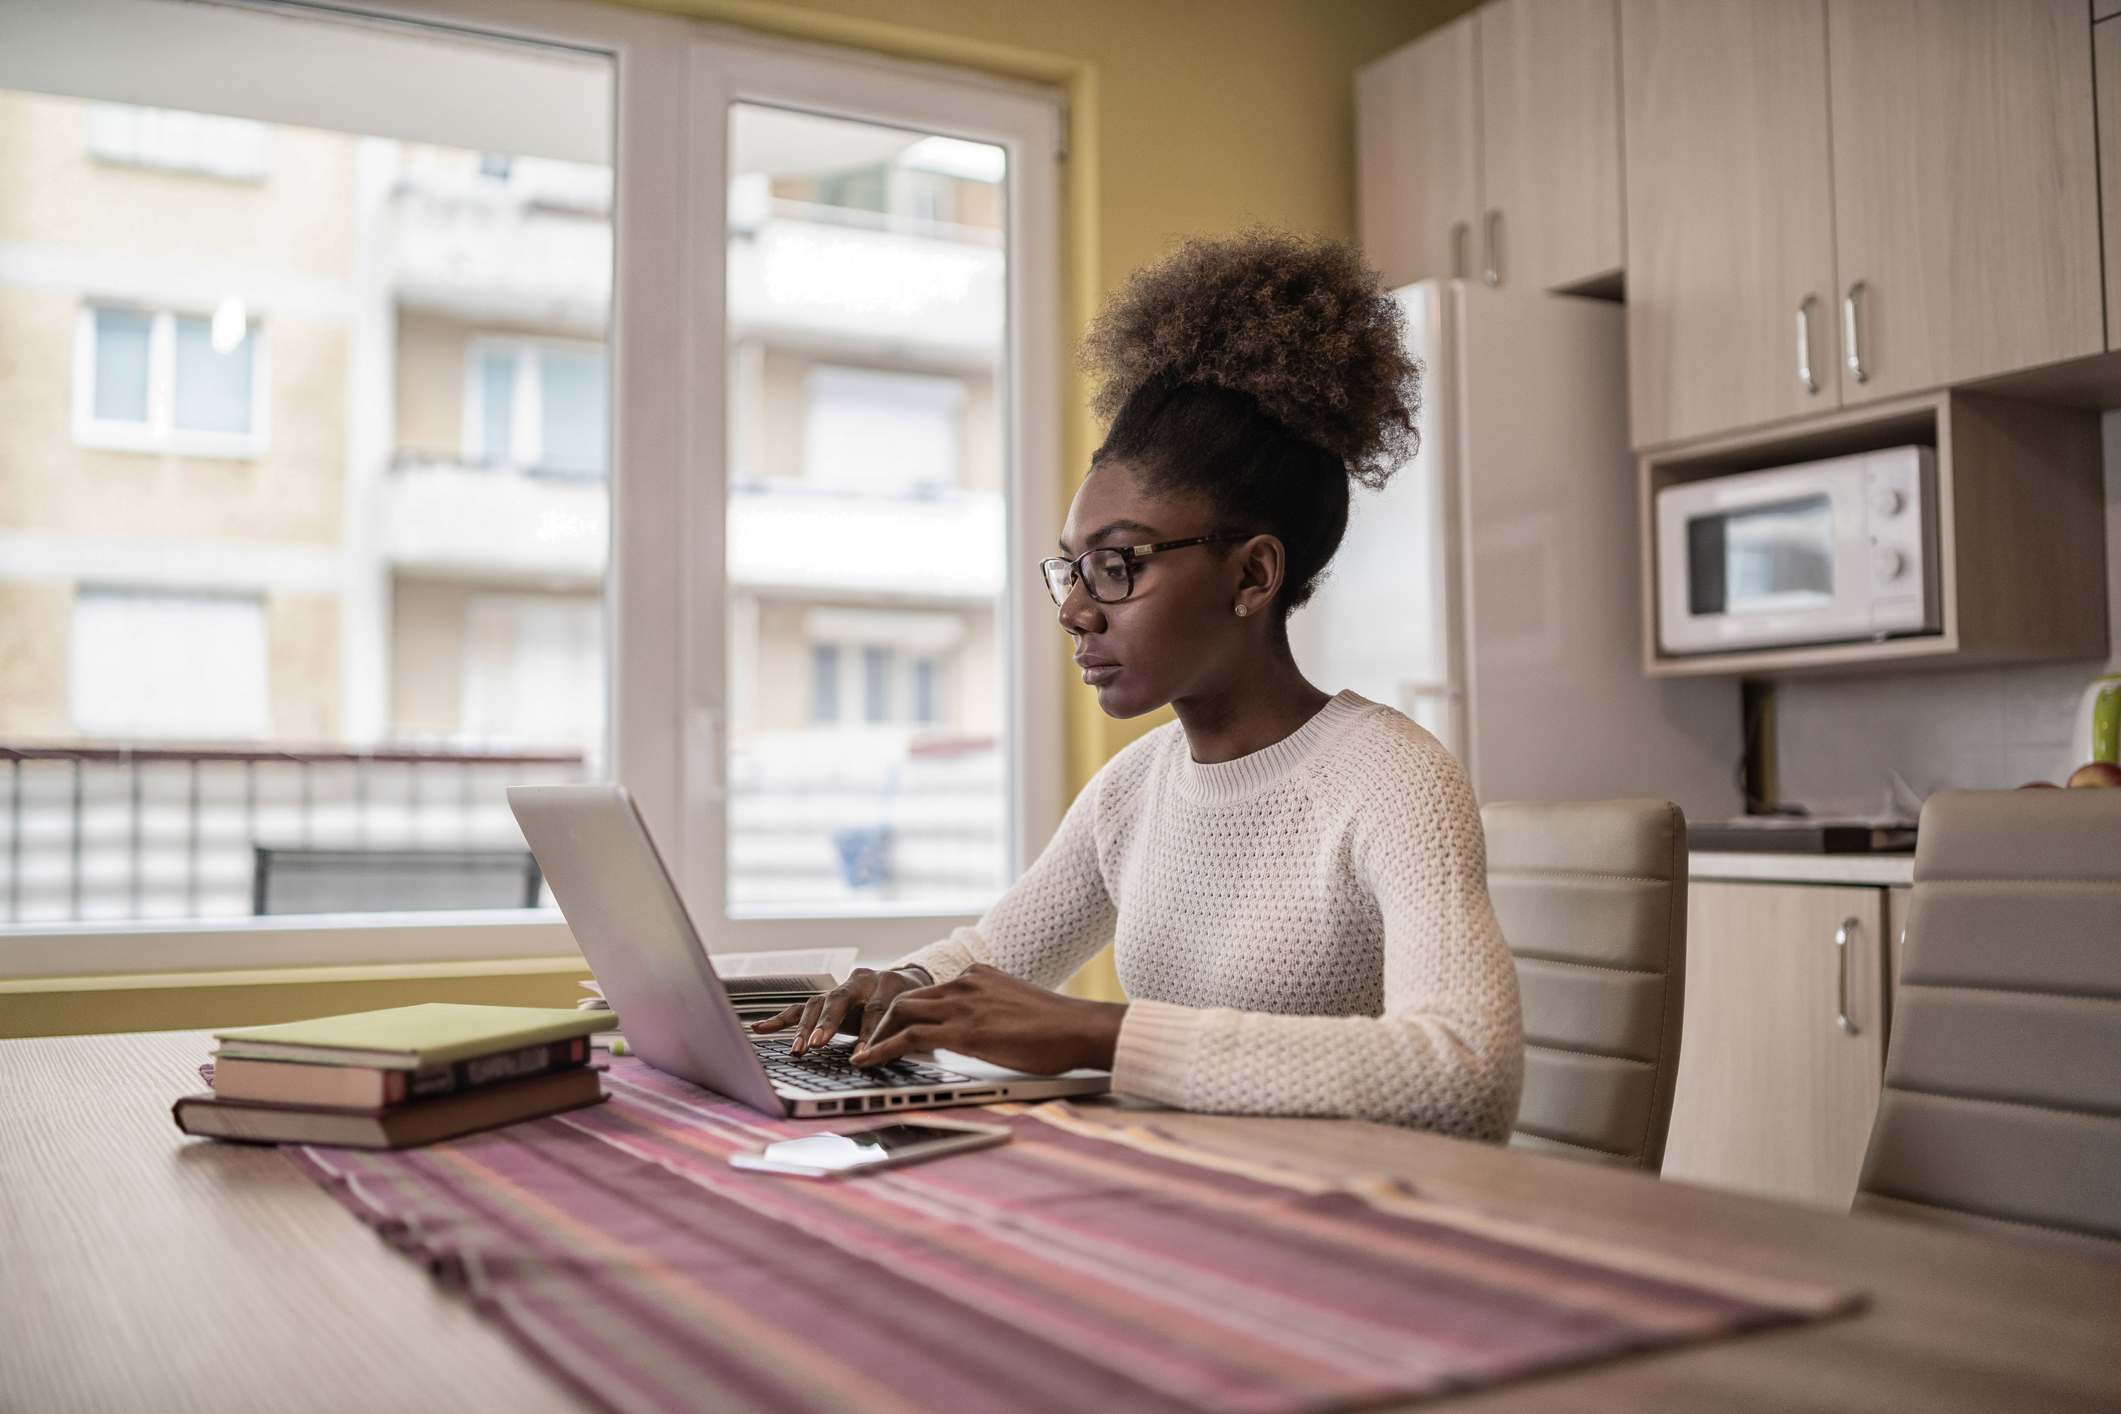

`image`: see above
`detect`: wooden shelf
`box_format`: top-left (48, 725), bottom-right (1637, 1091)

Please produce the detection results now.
top-left (1640, 391), bottom-right (2106, 678)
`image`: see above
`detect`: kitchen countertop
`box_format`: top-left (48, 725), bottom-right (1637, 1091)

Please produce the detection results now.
top-left (1688, 851), bottom-right (1915, 887)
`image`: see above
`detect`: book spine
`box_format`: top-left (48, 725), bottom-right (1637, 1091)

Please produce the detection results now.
top-left (405, 1038), bottom-right (589, 1102)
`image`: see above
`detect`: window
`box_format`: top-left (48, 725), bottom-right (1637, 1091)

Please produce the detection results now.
top-left (85, 102), bottom-right (269, 181)
top-left (724, 98), bottom-right (1049, 921)
top-left (73, 303), bottom-right (268, 457)
top-left (463, 339), bottom-right (610, 477)
top-left (2, 0), bottom-right (1060, 966)
top-left (5, 19), bottom-right (615, 935)
top-left (69, 590), bottom-right (269, 740)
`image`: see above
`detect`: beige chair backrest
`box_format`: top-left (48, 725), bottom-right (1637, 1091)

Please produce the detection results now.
top-left (1483, 799), bottom-right (1688, 1170)
top-left (1856, 789), bottom-right (2121, 1256)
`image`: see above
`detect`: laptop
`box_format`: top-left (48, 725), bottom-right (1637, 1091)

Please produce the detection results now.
top-left (507, 784), bottom-right (1111, 1118)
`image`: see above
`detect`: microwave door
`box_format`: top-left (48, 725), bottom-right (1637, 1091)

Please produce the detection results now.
top-left (1658, 469), bottom-right (1871, 655)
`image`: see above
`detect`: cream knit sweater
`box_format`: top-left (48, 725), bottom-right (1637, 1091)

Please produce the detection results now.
top-left (896, 691), bottom-right (1524, 1140)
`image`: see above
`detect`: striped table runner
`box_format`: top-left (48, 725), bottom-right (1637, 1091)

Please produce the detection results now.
top-left (284, 1058), bottom-right (1855, 1414)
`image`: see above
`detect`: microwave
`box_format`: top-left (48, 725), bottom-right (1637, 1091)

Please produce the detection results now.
top-left (1655, 446), bottom-right (1939, 657)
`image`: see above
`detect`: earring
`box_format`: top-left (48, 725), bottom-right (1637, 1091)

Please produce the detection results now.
top-left (1234, 604), bottom-right (1249, 617)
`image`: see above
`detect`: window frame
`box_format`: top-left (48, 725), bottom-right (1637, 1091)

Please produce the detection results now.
top-left (71, 303), bottom-right (272, 460)
top-left (0, 0), bottom-right (1065, 975)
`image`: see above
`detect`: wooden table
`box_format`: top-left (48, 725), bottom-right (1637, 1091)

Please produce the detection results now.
top-left (5, 1031), bottom-right (2117, 1413)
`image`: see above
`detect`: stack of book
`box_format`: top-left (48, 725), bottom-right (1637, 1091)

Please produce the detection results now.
top-left (173, 1003), bottom-right (613, 1149)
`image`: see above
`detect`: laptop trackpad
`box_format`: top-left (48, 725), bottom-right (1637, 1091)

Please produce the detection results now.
top-left (921, 1048), bottom-right (1110, 1082)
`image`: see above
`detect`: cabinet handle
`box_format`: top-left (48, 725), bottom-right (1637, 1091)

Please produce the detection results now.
top-left (1482, 209), bottom-right (1501, 286)
top-left (1451, 221), bottom-right (1470, 281)
top-left (1843, 280), bottom-right (1869, 385)
top-left (1835, 916), bottom-right (1861, 1035)
top-left (1796, 295), bottom-right (1820, 394)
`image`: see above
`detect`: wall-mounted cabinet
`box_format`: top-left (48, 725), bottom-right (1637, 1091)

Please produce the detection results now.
top-left (2097, 15), bottom-right (2121, 348)
top-left (1356, 15), bottom-right (1479, 290)
top-left (1620, 0), bottom-right (2103, 451)
top-left (1357, 0), bottom-right (1622, 295)
top-left (1639, 391), bottom-right (2106, 678)
top-left (1619, 0), bottom-right (1839, 451)
top-left (1826, 0), bottom-right (2102, 406)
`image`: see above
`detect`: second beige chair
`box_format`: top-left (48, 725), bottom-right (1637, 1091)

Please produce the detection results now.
top-left (1856, 788), bottom-right (2121, 1257)
top-left (1483, 799), bottom-right (1689, 1170)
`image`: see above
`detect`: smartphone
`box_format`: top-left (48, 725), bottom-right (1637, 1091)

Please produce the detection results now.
top-left (728, 1120), bottom-right (1010, 1177)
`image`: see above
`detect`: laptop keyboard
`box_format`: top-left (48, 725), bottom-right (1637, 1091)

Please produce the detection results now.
top-left (752, 1037), bottom-right (972, 1093)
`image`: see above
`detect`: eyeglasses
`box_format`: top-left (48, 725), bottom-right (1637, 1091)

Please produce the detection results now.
top-left (1040, 534), bottom-right (1248, 607)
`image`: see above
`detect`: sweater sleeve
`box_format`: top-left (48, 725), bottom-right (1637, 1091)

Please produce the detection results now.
top-left (1110, 728), bottom-right (1524, 1141)
top-left (891, 758), bottom-right (1121, 990)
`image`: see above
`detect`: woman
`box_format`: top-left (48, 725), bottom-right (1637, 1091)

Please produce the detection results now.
top-left (757, 230), bottom-right (1522, 1139)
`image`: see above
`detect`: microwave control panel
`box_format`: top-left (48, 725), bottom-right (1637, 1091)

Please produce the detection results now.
top-left (1863, 450), bottom-right (1936, 631)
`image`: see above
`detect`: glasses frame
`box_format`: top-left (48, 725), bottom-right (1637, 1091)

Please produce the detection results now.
top-left (1040, 534), bottom-right (1249, 607)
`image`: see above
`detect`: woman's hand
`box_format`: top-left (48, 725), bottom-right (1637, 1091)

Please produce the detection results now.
top-left (749, 967), bottom-right (928, 1055)
top-left (850, 964), bottom-right (1126, 1075)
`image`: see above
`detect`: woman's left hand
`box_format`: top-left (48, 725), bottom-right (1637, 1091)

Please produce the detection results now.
top-left (850, 964), bottom-right (1127, 1075)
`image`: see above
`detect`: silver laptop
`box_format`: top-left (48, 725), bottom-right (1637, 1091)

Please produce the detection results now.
top-left (507, 784), bottom-right (1111, 1118)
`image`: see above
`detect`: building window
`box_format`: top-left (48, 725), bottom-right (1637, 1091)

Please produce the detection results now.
top-left (911, 657), bottom-right (937, 725)
top-left (69, 589), bottom-right (270, 740)
top-left (73, 303), bottom-right (268, 457)
top-left (84, 102), bottom-right (269, 181)
top-left (862, 645), bottom-right (893, 723)
top-left (811, 645), bottom-right (841, 723)
top-left (802, 365), bottom-right (965, 495)
top-left (462, 338), bottom-right (609, 477)
top-left (459, 594), bottom-right (605, 751)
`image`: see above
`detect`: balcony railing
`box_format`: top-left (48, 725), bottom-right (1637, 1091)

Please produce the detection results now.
top-left (1, 743), bottom-right (586, 925)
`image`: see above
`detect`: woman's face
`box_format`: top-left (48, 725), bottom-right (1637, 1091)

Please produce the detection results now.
top-left (1054, 460), bottom-right (1281, 719)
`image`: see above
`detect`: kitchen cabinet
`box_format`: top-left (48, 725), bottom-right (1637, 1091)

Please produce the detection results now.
top-left (1828, 0), bottom-right (2102, 403)
top-left (1661, 880), bottom-right (1890, 1210)
top-left (1621, 0), bottom-right (2103, 450)
top-left (1356, 14), bottom-right (1478, 289)
top-left (2098, 17), bottom-right (2121, 350)
top-left (1476, 0), bottom-right (1623, 294)
top-left (1357, 1), bottom-right (1621, 294)
top-left (1618, 0), bottom-right (1839, 450)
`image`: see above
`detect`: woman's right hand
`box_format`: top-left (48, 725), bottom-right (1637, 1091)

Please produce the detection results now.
top-left (749, 967), bottom-right (929, 1054)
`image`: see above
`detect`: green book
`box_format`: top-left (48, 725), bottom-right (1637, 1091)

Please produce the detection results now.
top-left (214, 1003), bottom-right (614, 1070)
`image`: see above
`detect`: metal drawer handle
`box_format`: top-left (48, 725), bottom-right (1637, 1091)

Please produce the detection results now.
top-left (1836, 916), bottom-right (1860, 1035)
top-left (1843, 280), bottom-right (1869, 384)
top-left (1796, 294), bottom-right (1819, 393)
top-left (1483, 208), bottom-right (1501, 286)
top-left (1451, 220), bottom-right (1470, 281)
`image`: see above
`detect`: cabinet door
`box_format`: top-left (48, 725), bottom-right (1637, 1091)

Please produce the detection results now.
top-left (1357, 15), bottom-right (1479, 289)
top-left (1661, 881), bottom-right (1888, 1210)
top-left (1619, 0), bottom-right (1839, 449)
top-left (1477, 0), bottom-right (1623, 293)
top-left (1828, 0), bottom-right (2102, 401)
top-left (2096, 18), bottom-right (2121, 349)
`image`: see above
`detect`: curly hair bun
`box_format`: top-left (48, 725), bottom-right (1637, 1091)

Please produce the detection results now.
top-left (1079, 228), bottom-right (1419, 487)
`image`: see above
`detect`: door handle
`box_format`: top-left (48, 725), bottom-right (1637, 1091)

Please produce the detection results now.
top-left (1796, 295), bottom-right (1819, 394)
top-left (1843, 280), bottom-right (1869, 385)
top-left (1835, 916), bottom-right (1861, 1035)
top-left (1451, 221), bottom-right (1470, 281)
top-left (1482, 208), bottom-right (1501, 286)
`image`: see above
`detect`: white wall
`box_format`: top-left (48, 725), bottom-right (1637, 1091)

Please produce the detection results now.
top-left (1773, 409), bottom-right (2121, 813)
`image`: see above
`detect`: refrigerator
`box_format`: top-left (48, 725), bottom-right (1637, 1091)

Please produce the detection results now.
top-left (1290, 281), bottom-right (1740, 822)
